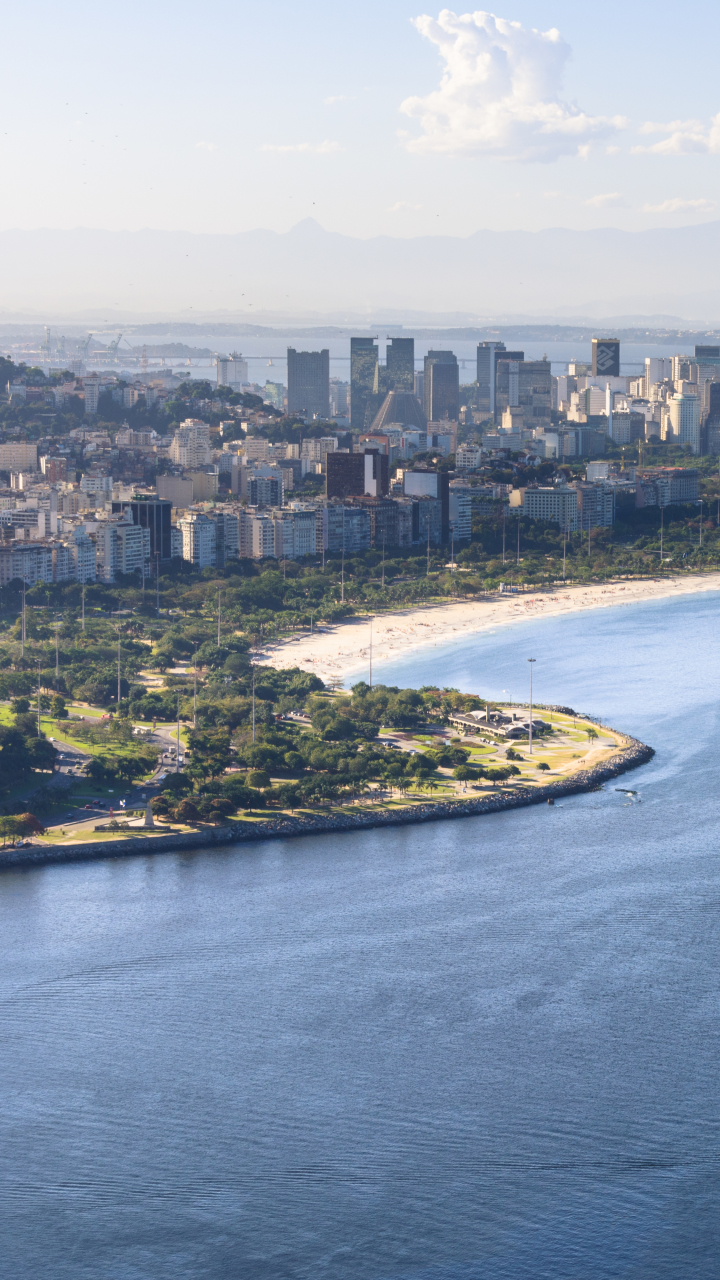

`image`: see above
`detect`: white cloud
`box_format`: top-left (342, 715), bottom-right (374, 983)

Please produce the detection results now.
top-left (542, 190), bottom-right (560, 198)
top-left (195, 141), bottom-right (217, 152)
top-left (324, 95), bottom-right (349, 105)
top-left (642, 198), bottom-right (714, 213)
top-left (260, 140), bottom-right (343, 154)
top-left (634, 116), bottom-right (720, 154)
top-left (387, 201), bottom-right (423, 211)
top-left (400, 10), bottom-right (626, 162)
top-left (585, 191), bottom-right (623, 207)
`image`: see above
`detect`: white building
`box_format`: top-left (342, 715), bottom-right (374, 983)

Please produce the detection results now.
top-left (169, 420), bottom-right (212, 468)
top-left (510, 485), bottom-right (579, 532)
top-left (80, 474), bottom-right (113, 496)
top-left (455, 443), bottom-right (482, 471)
top-left (216, 354), bottom-right (248, 386)
top-left (271, 507), bottom-right (317, 559)
top-left (247, 514), bottom-right (277, 559)
top-left (669, 393), bottom-right (701, 454)
top-left (179, 512), bottom-right (217, 569)
top-left (0, 540), bottom-right (53, 586)
top-left (72, 529), bottom-right (97, 582)
top-left (83, 375), bottom-right (101, 416)
top-left (0, 442), bottom-right (38, 470)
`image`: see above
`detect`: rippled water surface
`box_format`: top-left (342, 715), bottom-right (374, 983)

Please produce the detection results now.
top-left (2, 592), bottom-right (720, 1279)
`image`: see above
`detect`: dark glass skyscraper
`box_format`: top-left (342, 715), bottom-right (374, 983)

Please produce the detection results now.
top-left (350, 338), bottom-right (379, 431)
top-left (287, 348), bottom-right (330, 418)
top-left (384, 337), bottom-right (414, 392)
top-left (423, 351), bottom-right (459, 422)
top-left (592, 338), bottom-right (620, 378)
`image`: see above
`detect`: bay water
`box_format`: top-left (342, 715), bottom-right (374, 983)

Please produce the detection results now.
top-left (2, 591), bottom-right (720, 1278)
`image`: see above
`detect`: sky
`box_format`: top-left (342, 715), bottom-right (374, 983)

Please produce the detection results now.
top-left (2, 0), bottom-right (720, 241)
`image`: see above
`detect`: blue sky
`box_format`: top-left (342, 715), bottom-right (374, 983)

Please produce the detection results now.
top-left (3, 0), bottom-right (720, 238)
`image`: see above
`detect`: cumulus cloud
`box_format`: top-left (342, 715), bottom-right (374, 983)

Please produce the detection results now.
top-left (324, 95), bottom-right (349, 105)
top-left (260, 140), bottom-right (343, 154)
top-left (643, 197), bottom-right (714, 213)
top-left (585, 191), bottom-right (623, 207)
top-left (387, 201), bottom-right (423, 211)
top-left (195, 141), bottom-right (217, 151)
top-left (634, 116), bottom-right (720, 154)
top-left (400, 10), bottom-right (625, 162)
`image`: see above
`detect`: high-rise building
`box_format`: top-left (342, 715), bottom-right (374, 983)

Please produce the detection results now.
top-left (287, 348), bottom-right (330, 418)
top-left (495, 358), bottom-right (551, 425)
top-left (169, 419), bottom-right (212, 468)
top-left (669, 394), bottom-right (701, 453)
top-left (384, 337), bottom-right (414, 392)
top-left (112, 495), bottom-right (173, 561)
top-left (350, 338), bottom-right (379, 431)
top-left (402, 469), bottom-right (450, 539)
top-left (0, 442), bottom-right (38, 470)
top-left (476, 341), bottom-right (507, 416)
top-left (510, 486), bottom-right (579, 532)
top-left (423, 351), bottom-right (459, 423)
top-left (216, 353), bottom-right (248, 386)
top-left (592, 339), bottom-right (621, 378)
top-left (179, 512), bottom-right (217, 569)
top-left (696, 345), bottom-right (720, 359)
top-left (83, 375), bottom-right (101, 416)
top-left (326, 450), bottom-right (389, 500)
top-left (644, 357), bottom-right (673, 395)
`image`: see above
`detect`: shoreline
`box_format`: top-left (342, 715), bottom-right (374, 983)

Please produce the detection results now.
top-left (261, 572), bottom-right (720, 684)
top-left (0, 728), bottom-right (654, 871)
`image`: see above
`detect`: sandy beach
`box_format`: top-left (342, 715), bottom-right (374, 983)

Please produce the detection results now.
top-left (263, 572), bottom-right (720, 685)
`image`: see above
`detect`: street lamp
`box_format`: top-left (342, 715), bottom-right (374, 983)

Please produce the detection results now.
top-left (527, 658), bottom-right (536, 755)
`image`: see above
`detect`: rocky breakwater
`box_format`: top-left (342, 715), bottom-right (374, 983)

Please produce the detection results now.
top-left (0, 724), bottom-right (654, 870)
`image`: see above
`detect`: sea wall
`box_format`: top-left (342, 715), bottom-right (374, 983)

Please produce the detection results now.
top-left (0, 732), bottom-right (654, 871)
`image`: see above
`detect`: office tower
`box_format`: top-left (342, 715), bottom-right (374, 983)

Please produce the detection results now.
top-left (402, 469), bottom-right (450, 539)
top-left (326, 450), bottom-right (389, 499)
top-left (495, 357), bottom-right (550, 424)
top-left (82, 375), bottom-right (101, 416)
top-left (112, 495), bottom-right (173, 560)
top-left (370, 390), bottom-right (426, 432)
top-left (696, 345), bottom-right (720, 359)
top-left (644, 357), bottom-right (673, 395)
top-left (350, 337), bottom-right (379, 431)
top-left (216, 353), bottom-right (248, 386)
top-left (669, 394), bottom-right (701, 454)
top-left (423, 351), bottom-right (459, 423)
top-left (414, 371), bottom-right (424, 402)
top-left (287, 348), bottom-right (330, 418)
top-left (592, 338), bottom-right (620, 378)
top-left (476, 341), bottom-right (506, 415)
top-left (384, 337), bottom-right (414, 392)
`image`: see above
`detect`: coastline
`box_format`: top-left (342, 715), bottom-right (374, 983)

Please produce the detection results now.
top-left (0, 728), bottom-right (654, 871)
top-left (262, 572), bottom-right (720, 685)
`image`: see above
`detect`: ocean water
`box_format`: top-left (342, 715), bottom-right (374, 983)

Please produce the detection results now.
top-left (2, 591), bottom-right (720, 1279)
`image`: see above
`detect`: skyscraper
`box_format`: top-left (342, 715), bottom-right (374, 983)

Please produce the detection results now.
top-left (592, 338), bottom-right (621, 378)
top-left (384, 337), bottom-right (414, 392)
top-left (476, 341), bottom-right (506, 415)
top-left (350, 338), bottom-right (379, 431)
top-left (423, 351), bottom-right (459, 423)
top-left (287, 348), bottom-right (330, 418)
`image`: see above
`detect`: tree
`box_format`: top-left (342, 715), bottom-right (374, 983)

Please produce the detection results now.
top-left (50, 695), bottom-right (68, 719)
top-left (586, 727), bottom-right (598, 741)
top-left (186, 729), bottom-right (232, 782)
top-left (248, 769), bottom-right (271, 789)
top-left (173, 799), bottom-right (200, 823)
top-left (11, 697), bottom-right (30, 714)
top-left (537, 761), bottom-right (550, 771)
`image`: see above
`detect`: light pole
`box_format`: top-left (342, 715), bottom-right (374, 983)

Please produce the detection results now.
top-left (21, 585), bottom-right (26, 657)
top-left (117, 633), bottom-right (121, 708)
top-left (175, 696), bottom-right (180, 773)
top-left (81, 581), bottom-right (85, 633)
top-left (660, 505), bottom-right (664, 563)
top-left (699, 498), bottom-right (703, 550)
top-left (251, 666), bottom-right (256, 744)
top-left (55, 621), bottom-right (60, 691)
top-left (193, 645), bottom-right (198, 728)
top-left (527, 658), bottom-right (536, 755)
top-left (369, 616), bottom-right (373, 688)
top-left (502, 504), bottom-right (506, 564)
top-left (156, 554), bottom-right (160, 617)
top-left (36, 663), bottom-right (41, 737)
top-left (341, 508), bottom-right (345, 604)
top-left (217, 589), bottom-right (222, 647)
top-left (381, 533), bottom-right (386, 589)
